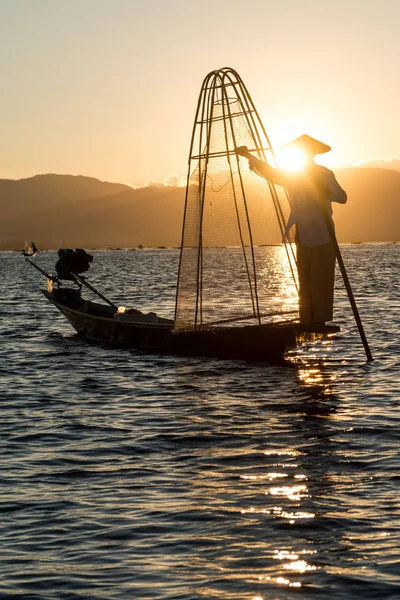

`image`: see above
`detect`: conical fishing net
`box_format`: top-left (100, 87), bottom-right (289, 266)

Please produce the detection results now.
top-left (174, 68), bottom-right (298, 332)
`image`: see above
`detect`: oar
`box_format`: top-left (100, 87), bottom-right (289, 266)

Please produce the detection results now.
top-left (25, 256), bottom-right (54, 281)
top-left (321, 215), bottom-right (373, 362)
top-left (70, 273), bottom-right (118, 311)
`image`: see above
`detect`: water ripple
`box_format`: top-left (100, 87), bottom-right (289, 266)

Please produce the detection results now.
top-left (0, 247), bottom-right (399, 599)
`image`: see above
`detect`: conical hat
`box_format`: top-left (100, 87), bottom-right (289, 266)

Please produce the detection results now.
top-left (283, 134), bottom-right (331, 155)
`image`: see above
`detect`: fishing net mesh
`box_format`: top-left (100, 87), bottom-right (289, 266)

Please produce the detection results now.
top-left (175, 92), bottom-right (298, 331)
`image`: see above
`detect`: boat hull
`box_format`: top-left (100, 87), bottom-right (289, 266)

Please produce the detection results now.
top-left (42, 290), bottom-right (339, 362)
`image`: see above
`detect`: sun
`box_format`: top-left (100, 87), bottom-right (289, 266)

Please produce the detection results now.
top-left (275, 147), bottom-right (306, 171)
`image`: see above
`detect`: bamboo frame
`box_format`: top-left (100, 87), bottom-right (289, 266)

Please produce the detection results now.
top-left (174, 68), bottom-right (298, 332)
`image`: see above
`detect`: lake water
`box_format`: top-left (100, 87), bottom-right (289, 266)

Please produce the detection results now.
top-left (0, 246), bottom-right (399, 599)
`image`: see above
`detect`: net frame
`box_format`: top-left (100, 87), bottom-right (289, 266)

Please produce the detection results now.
top-left (174, 67), bottom-right (298, 332)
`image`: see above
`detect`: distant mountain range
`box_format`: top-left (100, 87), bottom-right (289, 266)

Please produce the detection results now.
top-left (0, 169), bottom-right (399, 250)
top-left (0, 174), bottom-right (183, 250)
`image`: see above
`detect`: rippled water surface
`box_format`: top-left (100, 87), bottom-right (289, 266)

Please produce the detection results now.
top-left (1, 246), bottom-right (399, 599)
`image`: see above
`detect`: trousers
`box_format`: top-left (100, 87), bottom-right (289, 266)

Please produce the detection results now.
top-left (296, 241), bottom-right (336, 324)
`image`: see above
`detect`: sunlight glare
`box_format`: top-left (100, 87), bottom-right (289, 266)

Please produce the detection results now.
top-left (276, 147), bottom-right (306, 171)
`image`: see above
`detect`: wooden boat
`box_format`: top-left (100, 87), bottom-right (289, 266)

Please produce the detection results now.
top-left (39, 287), bottom-right (339, 361)
top-left (25, 68), bottom-right (345, 362)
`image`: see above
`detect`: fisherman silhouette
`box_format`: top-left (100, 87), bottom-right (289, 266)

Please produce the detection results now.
top-left (236, 135), bottom-right (347, 325)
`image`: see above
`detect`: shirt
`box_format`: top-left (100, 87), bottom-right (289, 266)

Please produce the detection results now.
top-left (249, 157), bottom-right (347, 247)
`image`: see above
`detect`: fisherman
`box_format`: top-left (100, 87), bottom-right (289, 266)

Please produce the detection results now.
top-left (236, 135), bottom-right (347, 325)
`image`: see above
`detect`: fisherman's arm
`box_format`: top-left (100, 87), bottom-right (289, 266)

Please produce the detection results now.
top-left (319, 169), bottom-right (347, 203)
top-left (331, 175), bottom-right (347, 203)
top-left (235, 146), bottom-right (290, 187)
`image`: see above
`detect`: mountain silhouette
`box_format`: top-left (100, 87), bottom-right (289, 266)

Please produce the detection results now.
top-left (0, 169), bottom-right (399, 250)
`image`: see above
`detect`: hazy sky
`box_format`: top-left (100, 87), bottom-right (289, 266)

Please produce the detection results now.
top-left (1, 0), bottom-right (399, 185)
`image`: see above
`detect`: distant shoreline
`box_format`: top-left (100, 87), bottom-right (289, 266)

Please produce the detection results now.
top-left (2, 241), bottom-right (399, 252)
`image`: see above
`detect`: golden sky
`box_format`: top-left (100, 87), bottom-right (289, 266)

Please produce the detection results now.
top-left (0, 0), bottom-right (399, 185)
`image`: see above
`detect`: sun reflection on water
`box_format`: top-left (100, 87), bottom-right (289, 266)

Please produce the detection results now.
top-left (235, 360), bottom-right (343, 595)
top-left (256, 245), bottom-right (299, 315)
top-left (298, 366), bottom-right (334, 388)
top-left (268, 484), bottom-right (309, 501)
top-left (289, 357), bottom-right (340, 402)
top-left (284, 559), bottom-right (317, 573)
top-left (272, 548), bottom-right (318, 583)
top-left (240, 472), bottom-right (288, 481)
top-left (257, 575), bottom-right (302, 587)
top-left (264, 450), bottom-right (299, 456)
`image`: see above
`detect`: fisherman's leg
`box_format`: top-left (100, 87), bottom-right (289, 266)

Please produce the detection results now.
top-left (296, 243), bottom-right (313, 324)
top-left (309, 241), bottom-right (336, 323)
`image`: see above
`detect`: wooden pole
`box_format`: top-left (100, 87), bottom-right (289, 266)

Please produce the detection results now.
top-left (72, 274), bottom-right (118, 311)
top-left (25, 256), bottom-right (53, 280)
top-left (323, 219), bottom-right (373, 362)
